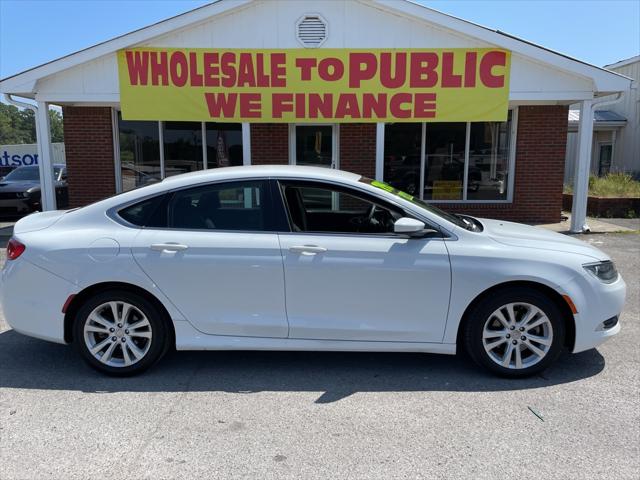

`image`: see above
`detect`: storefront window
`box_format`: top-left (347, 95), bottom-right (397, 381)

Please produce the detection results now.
top-left (383, 123), bottom-right (422, 196)
top-left (467, 112), bottom-right (512, 201)
top-left (118, 116), bottom-right (246, 191)
top-left (424, 123), bottom-right (466, 201)
top-left (382, 111), bottom-right (514, 202)
top-left (295, 125), bottom-right (333, 167)
top-left (163, 122), bottom-right (203, 178)
top-left (118, 113), bottom-right (161, 192)
top-left (205, 123), bottom-right (243, 168)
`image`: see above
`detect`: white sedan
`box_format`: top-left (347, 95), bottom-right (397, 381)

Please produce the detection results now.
top-left (0, 166), bottom-right (625, 377)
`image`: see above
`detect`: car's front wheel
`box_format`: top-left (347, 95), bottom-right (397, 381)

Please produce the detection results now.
top-left (463, 287), bottom-right (566, 377)
top-left (73, 290), bottom-right (169, 376)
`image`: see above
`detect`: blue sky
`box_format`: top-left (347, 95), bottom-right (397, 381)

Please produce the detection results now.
top-left (0, 0), bottom-right (638, 79)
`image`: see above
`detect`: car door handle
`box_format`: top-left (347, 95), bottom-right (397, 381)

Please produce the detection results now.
top-left (150, 243), bottom-right (189, 252)
top-left (289, 245), bottom-right (327, 255)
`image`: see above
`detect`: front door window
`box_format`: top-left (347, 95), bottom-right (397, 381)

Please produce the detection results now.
top-left (280, 181), bottom-right (403, 234)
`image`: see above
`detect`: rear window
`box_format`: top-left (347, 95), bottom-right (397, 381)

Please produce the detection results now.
top-left (167, 180), bottom-right (268, 231)
top-left (118, 194), bottom-right (166, 227)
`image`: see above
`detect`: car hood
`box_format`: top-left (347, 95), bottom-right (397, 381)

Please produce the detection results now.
top-left (0, 181), bottom-right (39, 192)
top-left (479, 218), bottom-right (608, 261)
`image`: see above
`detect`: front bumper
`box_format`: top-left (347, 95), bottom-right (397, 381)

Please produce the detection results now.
top-left (0, 198), bottom-right (36, 214)
top-left (569, 272), bottom-right (626, 353)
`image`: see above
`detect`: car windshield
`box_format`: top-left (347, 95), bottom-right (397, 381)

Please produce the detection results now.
top-left (4, 166), bottom-right (40, 181)
top-left (360, 177), bottom-right (474, 230)
top-left (3, 166), bottom-right (64, 181)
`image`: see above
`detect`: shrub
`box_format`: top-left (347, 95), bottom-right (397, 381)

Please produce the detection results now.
top-left (564, 173), bottom-right (640, 198)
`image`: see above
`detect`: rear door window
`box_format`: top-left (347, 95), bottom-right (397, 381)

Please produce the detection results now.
top-left (167, 180), bottom-right (272, 231)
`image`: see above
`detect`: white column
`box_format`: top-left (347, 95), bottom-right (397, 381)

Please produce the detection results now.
top-left (35, 101), bottom-right (57, 211)
top-left (111, 108), bottom-right (122, 193)
top-left (375, 122), bottom-right (385, 180)
top-left (242, 123), bottom-right (251, 165)
top-left (570, 99), bottom-right (594, 233)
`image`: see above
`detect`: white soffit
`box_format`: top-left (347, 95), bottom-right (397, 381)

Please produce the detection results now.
top-left (0, 0), bottom-right (631, 99)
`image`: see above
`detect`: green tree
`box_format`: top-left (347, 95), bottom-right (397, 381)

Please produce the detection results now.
top-left (49, 110), bottom-right (64, 143)
top-left (0, 103), bottom-right (64, 144)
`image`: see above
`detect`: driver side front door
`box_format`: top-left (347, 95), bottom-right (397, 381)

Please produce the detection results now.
top-left (277, 180), bottom-right (451, 343)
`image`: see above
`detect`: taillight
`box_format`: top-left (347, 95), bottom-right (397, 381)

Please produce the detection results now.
top-left (6, 238), bottom-right (26, 260)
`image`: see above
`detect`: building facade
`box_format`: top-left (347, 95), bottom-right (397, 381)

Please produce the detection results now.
top-left (565, 55), bottom-right (639, 183)
top-left (0, 0), bottom-right (632, 226)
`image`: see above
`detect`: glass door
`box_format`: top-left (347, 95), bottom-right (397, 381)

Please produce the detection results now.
top-left (290, 125), bottom-right (338, 169)
top-left (598, 143), bottom-right (613, 176)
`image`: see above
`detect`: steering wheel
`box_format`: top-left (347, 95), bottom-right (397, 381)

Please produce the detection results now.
top-left (366, 204), bottom-right (377, 224)
top-left (349, 204), bottom-right (377, 230)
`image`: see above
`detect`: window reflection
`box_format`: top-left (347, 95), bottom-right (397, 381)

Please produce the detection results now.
top-left (295, 126), bottom-right (333, 167)
top-left (382, 112), bottom-right (513, 202)
top-left (163, 122), bottom-right (203, 178)
top-left (118, 117), bottom-right (245, 191)
top-left (383, 123), bottom-right (422, 196)
top-left (467, 113), bottom-right (511, 200)
top-left (424, 123), bottom-right (466, 201)
top-left (118, 113), bottom-right (161, 192)
top-left (205, 123), bottom-right (243, 168)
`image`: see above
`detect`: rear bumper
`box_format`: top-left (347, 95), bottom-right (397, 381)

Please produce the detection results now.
top-left (0, 258), bottom-right (75, 344)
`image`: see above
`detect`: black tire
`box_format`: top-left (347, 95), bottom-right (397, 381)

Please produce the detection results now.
top-left (462, 287), bottom-right (566, 378)
top-left (73, 289), bottom-right (170, 376)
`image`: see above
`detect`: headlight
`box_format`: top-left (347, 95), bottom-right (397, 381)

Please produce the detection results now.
top-left (583, 260), bottom-right (618, 283)
top-left (15, 192), bottom-right (30, 199)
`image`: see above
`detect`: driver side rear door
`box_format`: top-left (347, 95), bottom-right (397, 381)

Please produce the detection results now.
top-left (276, 180), bottom-right (451, 343)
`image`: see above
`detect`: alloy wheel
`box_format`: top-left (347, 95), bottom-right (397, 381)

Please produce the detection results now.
top-left (83, 301), bottom-right (153, 368)
top-left (481, 302), bottom-right (553, 370)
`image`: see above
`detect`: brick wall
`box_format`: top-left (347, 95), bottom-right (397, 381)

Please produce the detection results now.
top-left (250, 124), bottom-right (289, 164)
top-left (339, 123), bottom-right (376, 178)
top-left (441, 105), bottom-right (569, 224)
top-left (62, 106), bottom-right (116, 207)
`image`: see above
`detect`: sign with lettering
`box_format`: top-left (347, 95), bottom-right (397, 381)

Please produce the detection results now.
top-left (118, 48), bottom-right (511, 123)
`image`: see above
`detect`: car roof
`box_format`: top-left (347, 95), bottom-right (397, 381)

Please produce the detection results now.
top-left (79, 165), bottom-right (362, 213)
top-left (162, 165), bottom-right (361, 184)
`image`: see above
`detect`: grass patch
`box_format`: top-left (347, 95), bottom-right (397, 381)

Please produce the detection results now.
top-left (564, 173), bottom-right (640, 198)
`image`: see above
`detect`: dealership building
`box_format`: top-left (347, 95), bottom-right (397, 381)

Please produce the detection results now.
top-left (0, 0), bottom-right (632, 230)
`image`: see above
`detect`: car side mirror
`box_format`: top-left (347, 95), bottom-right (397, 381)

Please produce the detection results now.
top-left (394, 217), bottom-right (425, 234)
top-left (394, 217), bottom-right (439, 238)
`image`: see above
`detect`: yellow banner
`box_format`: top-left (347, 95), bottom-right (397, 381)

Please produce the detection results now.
top-left (117, 48), bottom-right (511, 123)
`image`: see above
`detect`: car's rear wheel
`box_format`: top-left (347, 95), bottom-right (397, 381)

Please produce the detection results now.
top-left (73, 290), bottom-right (169, 376)
top-left (463, 287), bottom-right (566, 377)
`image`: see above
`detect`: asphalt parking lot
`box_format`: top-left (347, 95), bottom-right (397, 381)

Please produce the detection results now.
top-left (0, 233), bottom-right (638, 479)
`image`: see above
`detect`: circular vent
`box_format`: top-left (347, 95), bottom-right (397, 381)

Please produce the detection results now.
top-left (296, 14), bottom-right (328, 48)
